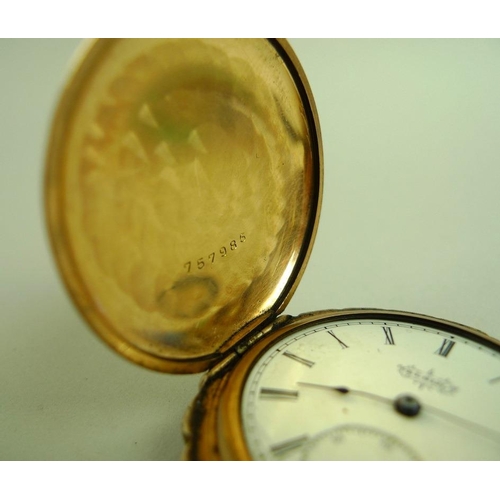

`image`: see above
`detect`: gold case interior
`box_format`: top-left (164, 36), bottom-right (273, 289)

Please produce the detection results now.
top-left (45, 39), bottom-right (323, 372)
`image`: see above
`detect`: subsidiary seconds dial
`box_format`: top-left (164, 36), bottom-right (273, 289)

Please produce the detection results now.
top-left (240, 316), bottom-right (500, 460)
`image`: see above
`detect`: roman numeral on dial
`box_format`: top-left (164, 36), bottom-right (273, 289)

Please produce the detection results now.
top-left (328, 330), bottom-right (349, 349)
top-left (435, 339), bottom-right (456, 357)
top-left (282, 351), bottom-right (315, 367)
top-left (270, 435), bottom-right (308, 455)
top-left (383, 326), bottom-right (395, 345)
top-left (259, 388), bottom-right (299, 399)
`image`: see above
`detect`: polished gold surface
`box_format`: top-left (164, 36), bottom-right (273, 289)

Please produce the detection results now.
top-left (46, 39), bottom-right (322, 372)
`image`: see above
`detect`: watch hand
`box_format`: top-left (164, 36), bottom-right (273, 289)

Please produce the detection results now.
top-left (298, 381), bottom-right (500, 443)
top-left (299, 381), bottom-right (396, 408)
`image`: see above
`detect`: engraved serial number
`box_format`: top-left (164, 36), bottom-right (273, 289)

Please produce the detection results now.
top-left (184, 233), bottom-right (246, 273)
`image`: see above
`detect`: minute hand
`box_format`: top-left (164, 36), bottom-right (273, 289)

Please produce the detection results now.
top-left (298, 382), bottom-right (500, 443)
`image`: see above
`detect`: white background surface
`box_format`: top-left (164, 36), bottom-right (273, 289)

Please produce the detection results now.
top-left (1, 38), bottom-right (500, 460)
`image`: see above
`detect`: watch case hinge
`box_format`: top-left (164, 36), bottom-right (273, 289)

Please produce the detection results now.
top-left (200, 313), bottom-right (294, 383)
top-left (234, 313), bottom-right (293, 356)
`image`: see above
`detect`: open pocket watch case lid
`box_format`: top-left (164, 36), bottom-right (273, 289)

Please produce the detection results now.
top-left (45, 38), bottom-right (323, 374)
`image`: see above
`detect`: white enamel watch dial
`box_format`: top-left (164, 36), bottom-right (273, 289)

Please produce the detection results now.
top-left (241, 316), bottom-right (500, 460)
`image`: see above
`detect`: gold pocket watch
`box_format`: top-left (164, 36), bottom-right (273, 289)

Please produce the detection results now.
top-left (45, 38), bottom-right (500, 460)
